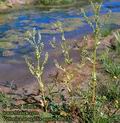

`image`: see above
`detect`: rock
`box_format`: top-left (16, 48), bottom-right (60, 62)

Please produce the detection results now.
top-left (0, 86), bottom-right (13, 93)
top-left (15, 99), bottom-right (25, 105)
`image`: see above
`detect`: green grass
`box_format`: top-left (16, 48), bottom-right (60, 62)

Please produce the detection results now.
top-left (39, 0), bottom-right (74, 5)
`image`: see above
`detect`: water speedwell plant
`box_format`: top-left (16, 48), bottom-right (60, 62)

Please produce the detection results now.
top-left (81, 0), bottom-right (103, 122)
top-left (25, 28), bottom-right (48, 111)
top-left (53, 21), bottom-right (72, 65)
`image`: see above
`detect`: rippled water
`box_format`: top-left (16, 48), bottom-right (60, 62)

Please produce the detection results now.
top-left (0, 0), bottom-right (120, 55)
top-left (0, 0), bottom-right (120, 86)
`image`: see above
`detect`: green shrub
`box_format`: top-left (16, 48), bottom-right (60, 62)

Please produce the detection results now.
top-left (39, 0), bottom-right (74, 5)
top-left (101, 51), bottom-right (120, 79)
top-left (114, 31), bottom-right (120, 54)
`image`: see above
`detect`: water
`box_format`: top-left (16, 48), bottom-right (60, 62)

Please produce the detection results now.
top-left (0, 0), bottom-right (120, 56)
top-left (0, 0), bottom-right (120, 86)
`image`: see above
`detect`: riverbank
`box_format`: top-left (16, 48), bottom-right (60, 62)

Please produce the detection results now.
top-left (0, 0), bottom-right (88, 13)
top-left (0, 29), bottom-right (120, 123)
top-left (0, 0), bottom-right (36, 13)
top-left (0, 0), bottom-right (120, 121)
top-left (0, 29), bottom-right (119, 91)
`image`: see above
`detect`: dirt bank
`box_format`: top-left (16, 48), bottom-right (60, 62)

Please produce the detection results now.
top-left (0, 30), bottom-right (117, 93)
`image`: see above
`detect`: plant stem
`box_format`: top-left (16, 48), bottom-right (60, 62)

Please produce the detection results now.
top-left (92, 36), bottom-right (97, 104)
top-left (92, 38), bottom-right (97, 123)
top-left (38, 77), bottom-right (47, 112)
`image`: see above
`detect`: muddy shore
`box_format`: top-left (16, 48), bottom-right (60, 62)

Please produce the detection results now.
top-left (0, 31), bottom-right (117, 93)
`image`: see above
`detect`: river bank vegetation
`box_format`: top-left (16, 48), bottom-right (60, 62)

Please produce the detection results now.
top-left (0, 0), bottom-right (120, 123)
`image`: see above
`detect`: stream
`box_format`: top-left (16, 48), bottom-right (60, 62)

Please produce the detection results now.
top-left (0, 0), bottom-right (120, 87)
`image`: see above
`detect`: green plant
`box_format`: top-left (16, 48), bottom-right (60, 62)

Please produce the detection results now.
top-left (0, 92), bottom-right (11, 109)
top-left (51, 21), bottom-right (72, 65)
top-left (101, 26), bottom-right (112, 37)
top-left (39, 0), bottom-right (74, 5)
top-left (101, 50), bottom-right (120, 79)
top-left (107, 83), bottom-right (120, 102)
top-left (81, 0), bottom-right (105, 122)
top-left (114, 31), bottom-right (120, 54)
top-left (49, 0), bottom-right (109, 122)
top-left (82, 0), bottom-right (102, 101)
top-left (25, 28), bottom-right (48, 112)
top-left (0, 92), bottom-right (11, 122)
top-left (61, 39), bottom-right (72, 65)
top-left (0, 0), bottom-right (6, 3)
top-left (104, 59), bottom-right (120, 79)
top-left (54, 60), bottom-right (73, 94)
top-left (78, 36), bottom-right (89, 68)
top-left (97, 82), bottom-right (120, 123)
top-left (49, 37), bottom-right (56, 48)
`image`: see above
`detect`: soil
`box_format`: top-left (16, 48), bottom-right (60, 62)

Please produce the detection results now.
top-left (0, 30), bottom-right (117, 94)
